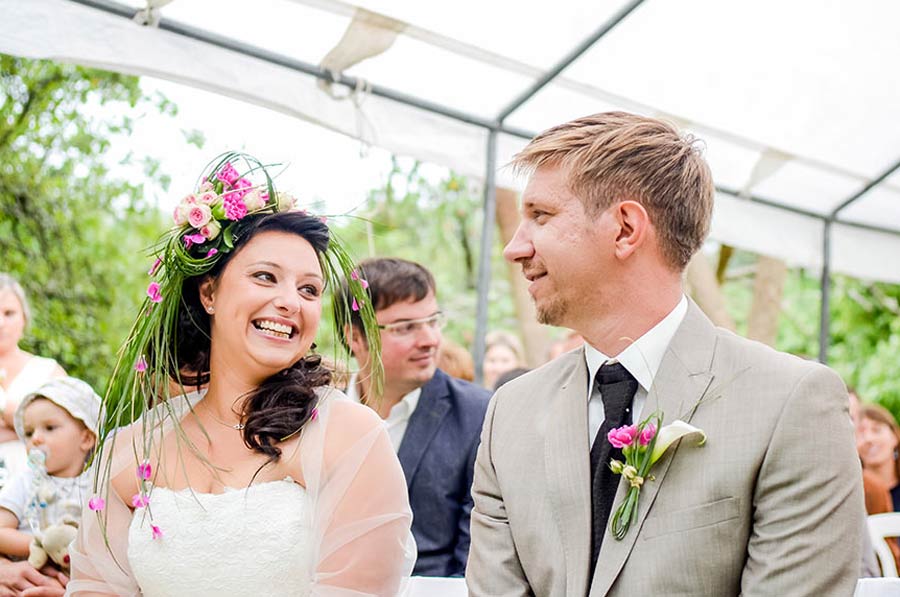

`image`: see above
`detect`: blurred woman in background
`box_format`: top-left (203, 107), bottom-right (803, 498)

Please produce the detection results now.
top-left (481, 331), bottom-right (525, 390)
top-left (0, 274), bottom-right (65, 480)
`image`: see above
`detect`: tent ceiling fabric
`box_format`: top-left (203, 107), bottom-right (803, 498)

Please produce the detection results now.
top-left (3, 0), bottom-right (899, 283)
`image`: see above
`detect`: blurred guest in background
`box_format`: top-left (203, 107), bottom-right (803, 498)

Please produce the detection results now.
top-left (546, 330), bottom-right (583, 361)
top-left (492, 367), bottom-right (531, 392)
top-left (858, 403), bottom-right (900, 511)
top-left (339, 257), bottom-right (490, 577)
top-left (482, 331), bottom-right (525, 390)
top-left (438, 338), bottom-right (475, 382)
top-left (0, 275), bottom-right (65, 481)
top-left (849, 391), bottom-right (896, 576)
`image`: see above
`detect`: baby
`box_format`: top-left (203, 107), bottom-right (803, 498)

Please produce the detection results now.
top-left (0, 378), bottom-right (100, 563)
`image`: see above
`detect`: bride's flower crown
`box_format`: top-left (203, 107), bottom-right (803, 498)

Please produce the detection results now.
top-left (171, 158), bottom-right (296, 260)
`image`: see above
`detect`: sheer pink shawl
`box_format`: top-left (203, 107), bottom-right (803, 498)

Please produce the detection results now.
top-left (66, 390), bottom-right (416, 596)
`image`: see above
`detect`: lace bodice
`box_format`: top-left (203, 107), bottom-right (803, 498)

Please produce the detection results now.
top-left (127, 478), bottom-right (313, 596)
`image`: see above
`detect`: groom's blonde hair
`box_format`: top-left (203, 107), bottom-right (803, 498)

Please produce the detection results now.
top-left (511, 111), bottom-right (714, 271)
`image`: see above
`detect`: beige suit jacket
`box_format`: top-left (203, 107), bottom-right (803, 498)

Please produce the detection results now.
top-left (467, 302), bottom-right (863, 596)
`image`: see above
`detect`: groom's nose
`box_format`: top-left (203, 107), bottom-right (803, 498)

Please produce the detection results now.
top-left (503, 223), bottom-right (534, 264)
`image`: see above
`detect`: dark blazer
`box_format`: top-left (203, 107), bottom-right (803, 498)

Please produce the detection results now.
top-left (398, 368), bottom-right (490, 577)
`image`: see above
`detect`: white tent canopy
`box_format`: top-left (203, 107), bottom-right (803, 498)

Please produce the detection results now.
top-left (3, 0), bottom-right (900, 363)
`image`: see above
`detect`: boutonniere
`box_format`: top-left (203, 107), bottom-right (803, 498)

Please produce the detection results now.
top-left (607, 412), bottom-right (706, 539)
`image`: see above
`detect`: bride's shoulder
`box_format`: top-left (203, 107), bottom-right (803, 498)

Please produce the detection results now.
top-left (316, 387), bottom-right (381, 428)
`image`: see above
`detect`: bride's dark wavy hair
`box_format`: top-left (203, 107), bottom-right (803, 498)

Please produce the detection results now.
top-left (173, 210), bottom-right (330, 461)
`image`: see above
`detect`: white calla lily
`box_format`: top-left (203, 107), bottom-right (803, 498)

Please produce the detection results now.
top-left (649, 420), bottom-right (706, 465)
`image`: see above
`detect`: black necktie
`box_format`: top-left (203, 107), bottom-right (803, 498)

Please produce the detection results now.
top-left (589, 362), bottom-right (639, 578)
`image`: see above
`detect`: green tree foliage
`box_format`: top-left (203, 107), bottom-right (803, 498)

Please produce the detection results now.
top-left (0, 55), bottom-right (177, 393)
top-left (319, 157), bottom-right (516, 355)
top-left (723, 251), bottom-right (900, 419)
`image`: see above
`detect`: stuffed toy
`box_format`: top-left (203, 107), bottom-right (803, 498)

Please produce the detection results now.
top-left (28, 518), bottom-right (78, 570)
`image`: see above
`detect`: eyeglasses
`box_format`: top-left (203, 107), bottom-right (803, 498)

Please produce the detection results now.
top-left (377, 312), bottom-right (446, 337)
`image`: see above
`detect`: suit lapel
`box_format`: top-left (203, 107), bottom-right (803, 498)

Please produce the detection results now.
top-left (544, 350), bottom-right (593, 596)
top-left (590, 302), bottom-right (718, 596)
top-left (396, 372), bottom-right (451, 487)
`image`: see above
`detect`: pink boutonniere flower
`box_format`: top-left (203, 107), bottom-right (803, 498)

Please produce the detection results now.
top-left (607, 414), bottom-right (706, 540)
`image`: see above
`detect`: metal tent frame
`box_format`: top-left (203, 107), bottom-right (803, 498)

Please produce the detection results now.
top-left (60, 0), bottom-right (900, 377)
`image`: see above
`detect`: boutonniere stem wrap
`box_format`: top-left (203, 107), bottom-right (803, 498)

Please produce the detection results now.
top-left (607, 413), bottom-right (706, 540)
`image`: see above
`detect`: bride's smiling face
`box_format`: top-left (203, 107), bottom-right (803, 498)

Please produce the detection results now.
top-left (200, 231), bottom-right (324, 381)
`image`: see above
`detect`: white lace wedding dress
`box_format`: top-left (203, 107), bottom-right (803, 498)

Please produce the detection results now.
top-left (127, 478), bottom-right (313, 596)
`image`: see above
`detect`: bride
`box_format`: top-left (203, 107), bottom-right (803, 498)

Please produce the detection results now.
top-left (68, 154), bottom-right (415, 596)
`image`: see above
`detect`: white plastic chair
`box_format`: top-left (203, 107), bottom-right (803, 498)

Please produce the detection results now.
top-left (867, 513), bottom-right (900, 577)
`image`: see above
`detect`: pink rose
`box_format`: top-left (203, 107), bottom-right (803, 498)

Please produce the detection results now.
top-left (243, 189), bottom-right (266, 211)
top-left (199, 179), bottom-right (214, 193)
top-left (608, 425), bottom-right (638, 449)
top-left (639, 423), bottom-right (657, 446)
top-left (196, 191), bottom-right (218, 205)
top-left (200, 219), bottom-right (221, 240)
top-left (216, 162), bottom-right (240, 186)
top-left (173, 204), bottom-right (189, 226)
top-left (188, 204), bottom-right (212, 228)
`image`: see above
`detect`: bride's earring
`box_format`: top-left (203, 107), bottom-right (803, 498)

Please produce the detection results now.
top-left (206, 305), bottom-right (214, 314)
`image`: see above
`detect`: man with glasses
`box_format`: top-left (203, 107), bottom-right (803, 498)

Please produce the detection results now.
top-left (337, 257), bottom-right (490, 577)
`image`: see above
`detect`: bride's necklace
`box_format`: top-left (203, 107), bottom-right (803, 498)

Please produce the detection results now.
top-left (199, 405), bottom-right (245, 431)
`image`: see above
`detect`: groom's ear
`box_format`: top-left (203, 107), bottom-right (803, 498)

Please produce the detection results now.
top-left (345, 323), bottom-right (369, 357)
top-left (613, 200), bottom-right (650, 261)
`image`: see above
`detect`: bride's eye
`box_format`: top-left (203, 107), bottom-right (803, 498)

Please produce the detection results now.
top-left (253, 271), bottom-right (276, 283)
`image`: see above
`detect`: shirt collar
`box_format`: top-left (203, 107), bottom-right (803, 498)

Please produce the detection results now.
top-left (346, 372), bottom-right (422, 416)
top-left (584, 295), bottom-right (688, 396)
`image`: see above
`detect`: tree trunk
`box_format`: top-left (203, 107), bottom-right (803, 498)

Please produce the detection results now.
top-left (685, 252), bottom-right (736, 331)
top-left (747, 256), bottom-right (787, 346)
top-left (495, 187), bottom-right (550, 367)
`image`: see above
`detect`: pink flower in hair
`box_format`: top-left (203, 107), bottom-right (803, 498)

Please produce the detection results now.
top-left (188, 204), bottom-right (212, 228)
top-left (216, 162), bottom-right (240, 186)
top-left (151, 525), bottom-right (163, 540)
top-left (207, 248), bottom-right (218, 258)
top-left (88, 496), bottom-right (105, 511)
top-left (196, 191), bottom-right (217, 205)
top-left (351, 297), bottom-right (359, 312)
top-left (148, 258), bottom-right (162, 276)
top-left (131, 493), bottom-right (150, 508)
top-left (350, 271), bottom-right (369, 290)
top-left (147, 282), bottom-right (162, 303)
top-left (199, 179), bottom-right (215, 193)
top-left (134, 356), bottom-right (147, 372)
top-left (137, 461), bottom-right (152, 481)
top-left (224, 196), bottom-right (248, 221)
top-left (183, 233), bottom-right (206, 249)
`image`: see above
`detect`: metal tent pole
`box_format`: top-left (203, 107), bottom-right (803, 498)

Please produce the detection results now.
top-left (819, 156), bottom-right (900, 363)
top-left (473, 130), bottom-right (498, 384)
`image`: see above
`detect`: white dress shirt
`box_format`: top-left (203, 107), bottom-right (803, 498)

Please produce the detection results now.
top-left (584, 295), bottom-right (688, 446)
top-left (345, 373), bottom-right (421, 452)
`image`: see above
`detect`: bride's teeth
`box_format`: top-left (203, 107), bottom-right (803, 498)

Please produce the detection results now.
top-left (254, 320), bottom-right (293, 339)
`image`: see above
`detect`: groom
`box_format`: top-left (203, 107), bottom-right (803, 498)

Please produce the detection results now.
top-left (466, 112), bottom-right (863, 596)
